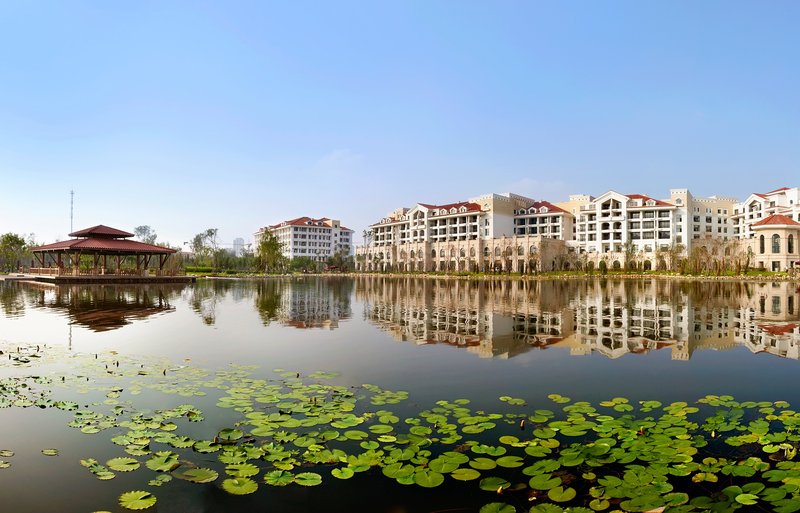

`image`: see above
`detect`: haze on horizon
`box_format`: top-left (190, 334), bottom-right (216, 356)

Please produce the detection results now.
top-left (0, 1), bottom-right (798, 249)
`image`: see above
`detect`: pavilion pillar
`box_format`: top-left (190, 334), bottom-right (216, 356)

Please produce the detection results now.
top-left (102, 255), bottom-right (107, 275)
top-left (74, 252), bottom-right (80, 276)
top-left (136, 254), bottom-right (141, 275)
top-left (117, 255), bottom-right (121, 275)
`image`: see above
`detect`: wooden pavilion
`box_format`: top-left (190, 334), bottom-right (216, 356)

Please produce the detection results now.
top-left (30, 225), bottom-right (183, 281)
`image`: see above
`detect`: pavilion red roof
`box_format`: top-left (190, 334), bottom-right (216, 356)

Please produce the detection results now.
top-left (32, 225), bottom-right (175, 254)
top-left (69, 224), bottom-right (135, 238)
top-left (32, 238), bottom-right (177, 254)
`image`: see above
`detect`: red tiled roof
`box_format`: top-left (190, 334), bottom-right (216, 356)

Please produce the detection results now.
top-left (764, 187), bottom-right (791, 195)
top-left (758, 323), bottom-right (798, 336)
top-left (32, 238), bottom-right (177, 254)
top-left (270, 217), bottom-right (334, 229)
top-left (519, 200), bottom-right (569, 214)
top-left (625, 194), bottom-right (674, 208)
top-left (68, 225), bottom-right (134, 238)
top-left (752, 214), bottom-right (800, 227)
top-left (418, 201), bottom-right (482, 213)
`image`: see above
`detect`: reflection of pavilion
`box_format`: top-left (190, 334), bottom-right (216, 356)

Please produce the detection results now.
top-left (33, 284), bottom-right (179, 332)
top-left (357, 277), bottom-right (800, 361)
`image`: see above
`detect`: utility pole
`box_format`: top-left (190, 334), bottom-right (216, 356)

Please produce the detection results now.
top-left (70, 190), bottom-right (74, 233)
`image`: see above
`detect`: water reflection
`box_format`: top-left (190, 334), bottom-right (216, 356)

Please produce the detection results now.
top-left (184, 278), bottom-right (353, 329)
top-left (30, 283), bottom-right (180, 332)
top-left (356, 277), bottom-right (800, 361)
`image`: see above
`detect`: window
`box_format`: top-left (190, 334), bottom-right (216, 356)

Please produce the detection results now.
top-left (759, 235), bottom-right (765, 254)
top-left (517, 245), bottom-right (524, 256)
top-left (772, 234), bottom-right (780, 253)
top-left (789, 234), bottom-right (795, 253)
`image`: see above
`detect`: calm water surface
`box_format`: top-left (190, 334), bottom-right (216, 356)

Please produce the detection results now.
top-left (1, 276), bottom-right (799, 512)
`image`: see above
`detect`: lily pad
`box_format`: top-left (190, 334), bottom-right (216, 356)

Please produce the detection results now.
top-left (118, 491), bottom-right (157, 510)
top-left (221, 477), bottom-right (258, 495)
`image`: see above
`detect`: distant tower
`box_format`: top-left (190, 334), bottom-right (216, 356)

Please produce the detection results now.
top-left (233, 237), bottom-right (245, 257)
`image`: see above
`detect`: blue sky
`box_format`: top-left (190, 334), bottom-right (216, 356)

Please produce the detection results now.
top-left (1, 1), bottom-right (798, 248)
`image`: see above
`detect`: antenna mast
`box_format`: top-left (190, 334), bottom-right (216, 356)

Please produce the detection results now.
top-left (70, 190), bottom-right (74, 233)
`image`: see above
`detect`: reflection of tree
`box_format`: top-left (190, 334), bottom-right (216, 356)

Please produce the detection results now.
top-left (254, 280), bottom-right (284, 326)
top-left (0, 282), bottom-right (26, 317)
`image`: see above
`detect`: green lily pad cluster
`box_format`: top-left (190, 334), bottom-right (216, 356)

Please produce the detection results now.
top-left (6, 345), bottom-right (800, 512)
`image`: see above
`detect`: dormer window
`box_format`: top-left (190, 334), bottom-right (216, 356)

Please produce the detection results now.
top-left (459, 206), bottom-right (467, 213)
top-left (646, 200), bottom-right (655, 206)
top-left (450, 207), bottom-right (457, 214)
top-left (541, 207), bottom-right (549, 213)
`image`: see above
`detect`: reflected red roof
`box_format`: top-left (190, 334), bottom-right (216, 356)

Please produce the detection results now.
top-left (69, 225), bottom-right (134, 238)
top-left (752, 214), bottom-right (800, 227)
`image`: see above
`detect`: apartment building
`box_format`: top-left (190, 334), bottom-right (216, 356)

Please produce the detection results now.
top-left (254, 217), bottom-right (354, 262)
top-left (732, 187), bottom-right (800, 239)
top-left (513, 200), bottom-right (573, 240)
top-left (555, 189), bottom-right (738, 269)
top-left (360, 193), bottom-right (568, 273)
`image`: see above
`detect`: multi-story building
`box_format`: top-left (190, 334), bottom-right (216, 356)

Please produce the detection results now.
top-left (232, 238), bottom-right (245, 257)
top-left (558, 189), bottom-right (738, 269)
top-left (733, 187), bottom-right (800, 239)
top-left (513, 200), bottom-right (573, 239)
top-left (359, 192), bottom-right (568, 273)
top-left (254, 217), bottom-right (354, 262)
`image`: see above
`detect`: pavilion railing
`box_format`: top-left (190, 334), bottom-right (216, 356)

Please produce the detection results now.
top-left (27, 268), bottom-right (186, 277)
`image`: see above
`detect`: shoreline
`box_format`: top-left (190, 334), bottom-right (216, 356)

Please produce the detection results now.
top-left (190, 271), bottom-right (800, 283)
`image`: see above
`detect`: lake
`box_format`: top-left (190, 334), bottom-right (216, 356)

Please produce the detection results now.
top-left (1, 276), bottom-right (799, 513)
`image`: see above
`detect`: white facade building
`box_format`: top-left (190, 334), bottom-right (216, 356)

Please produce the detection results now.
top-left (254, 217), bottom-right (354, 262)
top-left (732, 187), bottom-right (800, 239)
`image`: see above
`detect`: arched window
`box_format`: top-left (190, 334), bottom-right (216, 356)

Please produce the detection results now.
top-left (494, 247), bottom-right (501, 256)
top-left (759, 235), bottom-right (765, 254)
top-left (470, 247), bottom-right (476, 257)
top-left (431, 249), bottom-right (436, 258)
top-left (483, 247), bottom-right (489, 258)
top-left (517, 245), bottom-right (524, 256)
top-left (450, 248), bottom-right (456, 258)
top-left (459, 248), bottom-right (465, 258)
top-left (530, 245), bottom-right (536, 254)
top-left (772, 234), bottom-right (780, 254)
top-left (410, 250), bottom-right (415, 259)
top-left (789, 234), bottom-right (795, 254)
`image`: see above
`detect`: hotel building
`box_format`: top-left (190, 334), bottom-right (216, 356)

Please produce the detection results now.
top-left (358, 192), bottom-right (570, 273)
top-left (254, 217), bottom-right (354, 262)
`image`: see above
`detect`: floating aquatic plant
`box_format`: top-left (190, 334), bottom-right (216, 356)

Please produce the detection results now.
top-left (7, 345), bottom-right (800, 512)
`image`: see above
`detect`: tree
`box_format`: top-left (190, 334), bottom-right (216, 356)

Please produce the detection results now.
top-left (327, 250), bottom-right (353, 272)
top-left (290, 256), bottom-right (316, 272)
top-left (190, 229), bottom-right (218, 266)
top-left (134, 225), bottom-right (158, 245)
top-left (0, 233), bottom-right (28, 272)
top-left (256, 230), bottom-right (285, 273)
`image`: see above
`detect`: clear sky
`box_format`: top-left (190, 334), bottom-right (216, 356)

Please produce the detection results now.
top-left (1, 1), bottom-right (798, 248)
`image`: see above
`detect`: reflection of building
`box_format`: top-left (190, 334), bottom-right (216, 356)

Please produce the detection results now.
top-left (276, 279), bottom-right (353, 329)
top-left (358, 277), bottom-right (800, 361)
top-left (734, 282), bottom-right (800, 358)
top-left (33, 284), bottom-right (179, 332)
